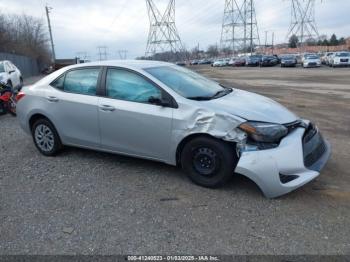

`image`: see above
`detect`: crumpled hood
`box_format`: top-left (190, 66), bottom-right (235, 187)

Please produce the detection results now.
top-left (203, 89), bottom-right (299, 124)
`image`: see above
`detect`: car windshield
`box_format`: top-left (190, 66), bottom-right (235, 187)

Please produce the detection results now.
top-left (145, 66), bottom-right (230, 100)
top-left (0, 63), bottom-right (5, 73)
top-left (283, 56), bottom-right (295, 60)
top-left (336, 53), bottom-right (350, 57)
top-left (307, 55), bottom-right (319, 59)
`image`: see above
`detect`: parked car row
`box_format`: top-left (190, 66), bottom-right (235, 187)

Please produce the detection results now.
top-left (212, 55), bottom-right (280, 68)
top-left (184, 51), bottom-right (350, 69)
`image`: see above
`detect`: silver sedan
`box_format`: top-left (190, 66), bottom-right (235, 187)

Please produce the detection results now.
top-left (16, 60), bottom-right (331, 198)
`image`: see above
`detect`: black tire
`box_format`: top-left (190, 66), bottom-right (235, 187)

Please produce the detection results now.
top-left (18, 77), bottom-right (23, 91)
top-left (31, 118), bottom-right (62, 156)
top-left (180, 136), bottom-right (238, 188)
top-left (7, 92), bottom-right (17, 117)
top-left (7, 100), bottom-right (16, 116)
top-left (0, 101), bottom-right (6, 115)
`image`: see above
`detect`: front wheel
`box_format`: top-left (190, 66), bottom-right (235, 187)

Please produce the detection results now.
top-left (180, 136), bottom-right (238, 188)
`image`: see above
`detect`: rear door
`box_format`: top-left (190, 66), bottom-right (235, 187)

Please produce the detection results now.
top-left (47, 67), bottom-right (102, 148)
top-left (98, 67), bottom-right (173, 161)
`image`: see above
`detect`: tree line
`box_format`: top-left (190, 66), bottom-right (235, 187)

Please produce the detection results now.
top-left (289, 34), bottom-right (347, 48)
top-left (0, 13), bottom-right (52, 64)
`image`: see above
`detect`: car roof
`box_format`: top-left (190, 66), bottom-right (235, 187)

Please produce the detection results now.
top-left (64, 60), bottom-right (173, 71)
top-left (35, 60), bottom-right (176, 86)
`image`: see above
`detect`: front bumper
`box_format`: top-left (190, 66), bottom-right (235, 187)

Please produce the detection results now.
top-left (235, 127), bottom-right (331, 198)
top-left (333, 61), bottom-right (349, 66)
top-left (282, 62), bottom-right (296, 66)
top-left (304, 62), bottom-right (321, 67)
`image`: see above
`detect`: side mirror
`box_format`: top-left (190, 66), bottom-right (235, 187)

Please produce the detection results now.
top-left (9, 70), bottom-right (15, 74)
top-left (148, 96), bottom-right (171, 107)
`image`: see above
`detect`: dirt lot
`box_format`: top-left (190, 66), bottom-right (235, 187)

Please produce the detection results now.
top-left (1, 67), bottom-right (350, 255)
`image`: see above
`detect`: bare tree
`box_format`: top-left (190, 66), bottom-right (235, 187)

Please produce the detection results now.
top-left (0, 13), bottom-right (52, 64)
top-left (206, 45), bottom-right (219, 58)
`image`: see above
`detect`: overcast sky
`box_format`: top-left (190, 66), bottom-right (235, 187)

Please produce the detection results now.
top-left (1, 0), bottom-right (349, 59)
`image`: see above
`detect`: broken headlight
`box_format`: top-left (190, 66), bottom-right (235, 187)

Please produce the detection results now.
top-left (239, 121), bottom-right (288, 143)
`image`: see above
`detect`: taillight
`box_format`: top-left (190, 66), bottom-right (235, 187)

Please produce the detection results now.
top-left (16, 91), bottom-right (25, 102)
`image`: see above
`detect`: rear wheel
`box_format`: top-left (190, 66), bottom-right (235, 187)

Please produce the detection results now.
top-left (31, 118), bottom-right (62, 156)
top-left (180, 136), bottom-right (238, 188)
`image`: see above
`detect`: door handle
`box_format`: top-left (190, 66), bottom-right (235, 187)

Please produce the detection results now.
top-left (47, 96), bottom-right (59, 102)
top-left (99, 105), bottom-right (115, 112)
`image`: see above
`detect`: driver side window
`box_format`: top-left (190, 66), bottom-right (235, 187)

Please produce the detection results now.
top-left (106, 69), bottom-right (161, 103)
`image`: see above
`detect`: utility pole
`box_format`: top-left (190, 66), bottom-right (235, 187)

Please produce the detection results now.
top-left (265, 31), bottom-right (268, 54)
top-left (272, 32), bottom-right (275, 55)
top-left (45, 5), bottom-right (56, 63)
top-left (145, 0), bottom-right (184, 58)
top-left (250, 0), bottom-right (253, 54)
top-left (197, 43), bottom-right (200, 59)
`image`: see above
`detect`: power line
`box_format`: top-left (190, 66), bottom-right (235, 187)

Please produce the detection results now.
top-left (145, 0), bottom-right (184, 57)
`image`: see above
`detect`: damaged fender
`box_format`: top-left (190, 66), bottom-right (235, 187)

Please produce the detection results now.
top-left (168, 105), bottom-right (247, 165)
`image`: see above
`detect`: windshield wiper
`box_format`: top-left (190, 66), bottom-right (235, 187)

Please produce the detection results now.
top-left (187, 87), bottom-right (233, 101)
top-left (186, 96), bottom-right (212, 101)
top-left (211, 87), bottom-right (233, 99)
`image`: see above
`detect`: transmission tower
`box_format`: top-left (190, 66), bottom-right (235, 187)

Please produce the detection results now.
top-left (145, 0), bottom-right (184, 57)
top-left (220, 0), bottom-right (260, 54)
top-left (117, 50), bottom-right (128, 60)
top-left (286, 0), bottom-right (320, 45)
top-left (97, 46), bottom-right (108, 61)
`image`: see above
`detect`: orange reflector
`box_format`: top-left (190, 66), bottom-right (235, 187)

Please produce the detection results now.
top-left (239, 123), bottom-right (257, 134)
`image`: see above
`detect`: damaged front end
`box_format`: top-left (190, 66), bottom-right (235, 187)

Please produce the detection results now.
top-left (170, 104), bottom-right (331, 199)
top-left (234, 120), bottom-right (331, 198)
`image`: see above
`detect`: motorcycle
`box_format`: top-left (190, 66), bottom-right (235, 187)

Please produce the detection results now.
top-left (0, 82), bottom-right (17, 116)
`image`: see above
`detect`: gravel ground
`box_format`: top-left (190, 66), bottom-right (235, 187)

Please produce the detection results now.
top-left (0, 70), bottom-right (350, 255)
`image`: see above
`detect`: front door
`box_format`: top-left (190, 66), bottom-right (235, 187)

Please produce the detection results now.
top-left (98, 68), bottom-right (173, 161)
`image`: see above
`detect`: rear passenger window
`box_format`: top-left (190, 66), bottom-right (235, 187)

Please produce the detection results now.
top-left (51, 75), bottom-right (65, 90)
top-left (64, 68), bottom-right (100, 95)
